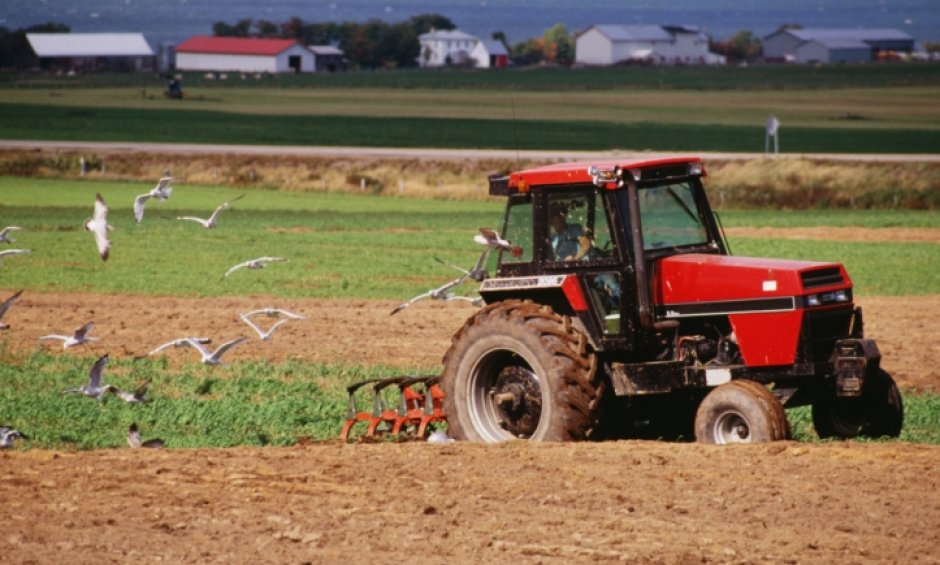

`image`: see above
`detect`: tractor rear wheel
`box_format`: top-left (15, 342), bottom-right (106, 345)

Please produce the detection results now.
top-left (812, 368), bottom-right (903, 439)
top-left (694, 380), bottom-right (789, 444)
top-left (441, 300), bottom-right (604, 442)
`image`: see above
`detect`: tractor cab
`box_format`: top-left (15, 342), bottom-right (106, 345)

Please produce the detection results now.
top-left (482, 158), bottom-right (725, 351)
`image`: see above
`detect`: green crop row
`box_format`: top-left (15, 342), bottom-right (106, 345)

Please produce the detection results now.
top-left (0, 351), bottom-right (936, 450)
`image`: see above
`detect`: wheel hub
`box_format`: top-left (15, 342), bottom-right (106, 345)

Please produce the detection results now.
top-left (490, 366), bottom-right (541, 438)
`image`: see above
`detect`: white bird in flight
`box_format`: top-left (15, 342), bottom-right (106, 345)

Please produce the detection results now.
top-left (83, 193), bottom-right (112, 261)
top-left (127, 423), bottom-right (164, 449)
top-left (391, 274), bottom-right (479, 316)
top-left (134, 177), bottom-right (174, 224)
top-left (177, 193), bottom-right (244, 229)
top-left (0, 426), bottom-right (27, 448)
top-left (40, 321), bottom-right (100, 349)
top-left (109, 378), bottom-right (152, 404)
top-left (0, 226), bottom-right (24, 244)
top-left (222, 256), bottom-right (286, 279)
top-left (239, 308), bottom-right (305, 340)
top-left (0, 289), bottom-right (23, 330)
top-left (180, 336), bottom-right (248, 365)
top-left (62, 354), bottom-right (113, 400)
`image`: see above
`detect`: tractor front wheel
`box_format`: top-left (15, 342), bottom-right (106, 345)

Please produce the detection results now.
top-left (812, 368), bottom-right (903, 439)
top-left (694, 380), bottom-right (789, 444)
top-left (441, 300), bottom-right (603, 442)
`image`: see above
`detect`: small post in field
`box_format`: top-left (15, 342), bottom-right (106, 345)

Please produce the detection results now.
top-left (765, 115), bottom-right (780, 154)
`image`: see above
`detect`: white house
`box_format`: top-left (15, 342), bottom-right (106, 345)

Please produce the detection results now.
top-left (26, 33), bottom-right (155, 72)
top-left (575, 25), bottom-right (725, 66)
top-left (762, 28), bottom-right (915, 63)
top-left (418, 29), bottom-right (480, 67)
top-left (471, 39), bottom-right (509, 68)
top-left (175, 36), bottom-right (314, 73)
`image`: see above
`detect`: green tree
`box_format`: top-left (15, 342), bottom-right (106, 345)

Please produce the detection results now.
top-left (409, 14), bottom-right (456, 35)
top-left (542, 23), bottom-right (573, 65)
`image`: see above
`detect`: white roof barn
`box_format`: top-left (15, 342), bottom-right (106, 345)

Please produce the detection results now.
top-left (763, 28), bottom-right (915, 63)
top-left (26, 33), bottom-right (155, 72)
top-left (575, 25), bottom-right (725, 66)
top-left (175, 36), bottom-right (314, 74)
top-left (418, 29), bottom-right (480, 67)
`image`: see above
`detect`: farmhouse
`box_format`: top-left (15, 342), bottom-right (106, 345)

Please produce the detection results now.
top-left (175, 36), bottom-right (314, 73)
top-left (25, 33), bottom-right (155, 72)
top-left (575, 25), bottom-right (725, 66)
top-left (762, 28), bottom-right (915, 63)
top-left (418, 29), bottom-right (480, 67)
top-left (470, 39), bottom-right (509, 68)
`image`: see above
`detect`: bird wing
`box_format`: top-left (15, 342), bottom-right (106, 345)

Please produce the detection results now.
top-left (0, 226), bottom-right (23, 239)
top-left (177, 216), bottom-right (209, 227)
top-left (469, 248), bottom-right (492, 280)
top-left (133, 193), bottom-right (151, 223)
top-left (257, 256), bottom-right (286, 264)
top-left (224, 261), bottom-right (251, 278)
top-left (108, 386), bottom-right (138, 403)
top-left (147, 339), bottom-right (181, 355)
top-left (38, 334), bottom-right (68, 341)
top-left (93, 193), bottom-right (109, 223)
top-left (182, 337), bottom-right (212, 358)
top-left (0, 289), bottom-right (23, 319)
top-left (91, 221), bottom-right (110, 260)
top-left (156, 177), bottom-right (174, 192)
top-left (239, 315), bottom-right (265, 339)
top-left (211, 337), bottom-right (248, 360)
top-left (74, 321), bottom-right (93, 340)
top-left (433, 256), bottom-right (470, 276)
top-left (390, 290), bottom-right (434, 315)
top-left (142, 439), bottom-right (165, 448)
top-left (274, 308), bottom-right (304, 320)
top-left (88, 354), bottom-right (109, 389)
top-left (0, 249), bottom-right (30, 257)
top-left (208, 194), bottom-right (245, 224)
top-left (261, 318), bottom-right (290, 339)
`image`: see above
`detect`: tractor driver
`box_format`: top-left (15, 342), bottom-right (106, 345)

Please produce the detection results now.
top-left (549, 202), bottom-right (593, 261)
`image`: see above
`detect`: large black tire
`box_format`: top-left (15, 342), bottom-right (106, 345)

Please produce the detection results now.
top-left (812, 368), bottom-right (903, 439)
top-left (694, 380), bottom-right (789, 444)
top-left (441, 300), bottom-right (604, 442)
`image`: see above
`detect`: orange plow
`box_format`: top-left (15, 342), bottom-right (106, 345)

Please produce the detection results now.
top-left (340, 376), bottom-right (446, 442)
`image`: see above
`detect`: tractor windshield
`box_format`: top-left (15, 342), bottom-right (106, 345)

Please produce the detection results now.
top-left (637, 181), bottom-right (709, 251)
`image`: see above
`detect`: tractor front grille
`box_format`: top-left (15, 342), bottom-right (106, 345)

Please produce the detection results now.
top-left (801, 267), bottom-right (844, 289)
top-left (802, 308), bottom-right (854, 362)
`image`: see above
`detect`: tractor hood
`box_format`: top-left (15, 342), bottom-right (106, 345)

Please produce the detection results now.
top-left (653, 253), bottom-right (852, 308)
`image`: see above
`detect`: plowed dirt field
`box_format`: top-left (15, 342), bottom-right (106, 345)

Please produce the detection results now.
top-left (2, 292), bottom-right (939, 564)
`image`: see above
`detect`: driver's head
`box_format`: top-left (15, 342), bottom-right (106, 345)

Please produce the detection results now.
top-left (549, 203), bottom-right (567, 232)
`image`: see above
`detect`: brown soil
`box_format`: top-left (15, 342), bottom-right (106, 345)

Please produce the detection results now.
top-left (2, 292), bottom-right (939, 564)
top-left (3, 292), bottom-right (938, 390)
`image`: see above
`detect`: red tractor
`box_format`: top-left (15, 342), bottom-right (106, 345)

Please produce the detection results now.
top-left (440, 158), bottom-right (903, 444)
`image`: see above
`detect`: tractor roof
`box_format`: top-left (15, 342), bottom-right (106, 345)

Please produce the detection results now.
top-left (500, 157), bottom-right (702, 194)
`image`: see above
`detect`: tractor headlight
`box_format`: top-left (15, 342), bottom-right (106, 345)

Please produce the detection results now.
top-left (688, 162), bottom-right (704, 176)
top-left (805, 290), bottom-right (850, 307)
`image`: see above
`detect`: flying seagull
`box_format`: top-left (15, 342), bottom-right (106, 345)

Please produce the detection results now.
top-left (0, 226), bottom-right (24, 244)
top-left (433, 250), bottom-right (491, 283)
top-left (222, 256), bottom-right (286, 280)
top-left (0, 289), bottom-right (23, 330)
top-left (390, 274), bottom-right (476, 316)
top-left (127, 423), bottom-right (164, 449)
top-left (62, 354), bottom-right (113, 400)
top-left (83, 193), bottom-right (113, 261)
top-left (176, 193), bottom-right (244, 229)
top-left (180, 336), bottom-right (248, 365)
top-left (0, 427), bottom-right (27, 449)
top-left (239, 308), bottom-right (305, 340)
top-left (474, 227), bottom-right (522, 257)
top-left (134, 176), bottom-right (174, 224)
top-left (40, 321), bottom-right (100, 349)
top-left (0, 249), bottom-right (30, 260)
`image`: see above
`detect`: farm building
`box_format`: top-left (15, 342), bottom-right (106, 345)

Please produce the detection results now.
top-left (575, 25), bottom-right (725, 66)
top-left (308, 45), bottom-right (347, 72)
top-left (418, 29), bottom-right (480, 67)
top-left (175, 36), bottom-right (314, 73)
top-left (762, 28), bottom-right (915, 63)
top-left (25, 33), bottom-right (155, 72)
top-left (470, 39), bottom-right (509, 68)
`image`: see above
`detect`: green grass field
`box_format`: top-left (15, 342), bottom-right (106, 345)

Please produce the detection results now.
top-left (2, 63), bottom-right (939, 153)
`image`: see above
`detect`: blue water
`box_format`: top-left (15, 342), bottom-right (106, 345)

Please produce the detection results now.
top-left (2, 0), bottom-right (937, 48)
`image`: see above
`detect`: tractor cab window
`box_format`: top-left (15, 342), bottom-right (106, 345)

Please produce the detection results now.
top-left (499, 196), bottom-right (533, 264)
top-left (545, 190), bottom-right (616, 263)
top-left (638, 182), bottom-right (708, 250)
